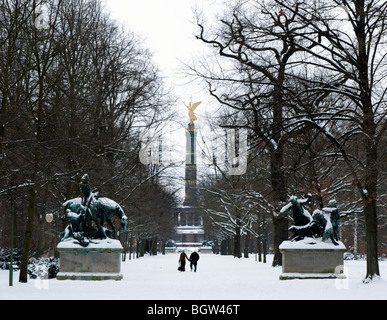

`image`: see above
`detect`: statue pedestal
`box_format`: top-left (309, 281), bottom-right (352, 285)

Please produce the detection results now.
top-left (56, 238), bottom-right (123, 280)
top-left (199, 246), bottom-right (213, 254)
top-left (164, 247), bottom-right (177, 254)
top-left (279, 237), bottom-right (346, 280)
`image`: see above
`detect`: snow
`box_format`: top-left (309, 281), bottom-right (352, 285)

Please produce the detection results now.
top-left (63, 196), bottom-right (123, 211)
top-left (1, 253), bottom-right (387, 300)
top-left (98, 197), bottom-right (123, 211)
top-left (57, 238), bottom-right (123, 250)
top-left (279, 273), bottom-right (347, 280)
top-left (280, 202), bottom-right (292, 214)
top-left (279, 237), bottom-right (346, 250)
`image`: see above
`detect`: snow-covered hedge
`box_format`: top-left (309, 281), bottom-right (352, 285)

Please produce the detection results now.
top-left (1, 248), bottom-right (59, 278)
top-left (0, 248), bottom-right (22, 270)
top-left (27, 257), bottom-right (59, 279)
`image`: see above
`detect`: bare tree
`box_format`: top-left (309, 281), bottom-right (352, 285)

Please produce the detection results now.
top-left (274, 0), bottom-right (387, 281)
top-left (192, 0), bottom-right (319, 265)
top-left (0, 0), bottom-right (176, 281)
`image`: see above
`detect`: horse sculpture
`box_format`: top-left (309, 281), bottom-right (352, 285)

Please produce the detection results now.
top-left (60, 174), bottom-right (128, 247)
top-left (62, 194), bottom-right (128, 246)
top-left (95, 197), bottom-right (128, 238)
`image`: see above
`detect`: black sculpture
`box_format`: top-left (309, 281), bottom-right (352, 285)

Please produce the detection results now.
top-left (280, 194), bottom-right (340, 245)
top-left (312, 199), bottom-right (340, 245)
top-left (61, 174), bottom-right (128, 247)
top-left (288, 220), bottom-right (324, 242)
top-left (280, 194), bottom-right (313, 226)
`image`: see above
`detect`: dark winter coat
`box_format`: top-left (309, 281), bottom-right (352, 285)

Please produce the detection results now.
top-left (189, 252), bottom-right (199, 264)
top-left (178, 252), bottom-right (188, 271)
top-left (179, 252), bottom-right (188, 262)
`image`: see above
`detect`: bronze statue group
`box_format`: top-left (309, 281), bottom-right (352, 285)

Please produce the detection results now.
top-left (280, 193), bottom-right (341, 245)
top-left (61, 174), bottom-right (128, 247)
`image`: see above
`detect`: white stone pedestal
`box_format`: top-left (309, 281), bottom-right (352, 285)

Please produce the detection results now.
top-left (164, 247), bottom-right (177, 254)
top-left (57, 238), bottom-right (123, 280)
top-left (199, 246), bottom-right (213, 253)
top-left (279, 237), bottom-right (346, 280)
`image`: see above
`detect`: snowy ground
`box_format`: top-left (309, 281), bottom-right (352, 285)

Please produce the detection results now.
top-left (1, 253), bottom-right (386, 300)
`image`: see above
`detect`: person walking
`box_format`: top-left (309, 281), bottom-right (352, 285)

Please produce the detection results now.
top-left (178, 250), bottom-right (189, 272)
top-left (189, 251), bottom-right (200, 272)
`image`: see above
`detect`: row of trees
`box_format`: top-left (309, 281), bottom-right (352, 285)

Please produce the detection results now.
top-left (192, 0), bottom-right (387, 281)
top-left (0, 0), bottom-right (177, 282)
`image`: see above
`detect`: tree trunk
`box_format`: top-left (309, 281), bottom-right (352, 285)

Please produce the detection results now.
top-left (258, 236), bottom-right (262, 262)
top-left (363, 132), bottom-right (380, 280)
top-left (19, 96), bottom-right (43, 283)
top-left (271, 145), bottom-right (288, 266)
top-left (234, 225), bottom-right (241, 258)
top-left (355, 0), bottom-right (380, 280)
top-left (228, 237), bottom-right (232, 256)
top-left (272, 214), bottom-right (288, 266)
top-left (243, 235), bottom-right (249, 258)
top-left (19, 187), bottom-right (37, 282)
top-left (364, 200), bottom-right (379, 280)
top-left (263, 231), bottom-right (267, 264)
top-left (161, 240), bottom-right (166, 255)
top-left (353, 211), bottom-right (358, 259)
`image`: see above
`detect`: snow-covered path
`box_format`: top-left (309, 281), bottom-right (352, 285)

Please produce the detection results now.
top-left (1, 253), bottom-right (386, 300)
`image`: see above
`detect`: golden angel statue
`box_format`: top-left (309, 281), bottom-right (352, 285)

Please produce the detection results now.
top-left (184, 97), bottom-right (201, 123)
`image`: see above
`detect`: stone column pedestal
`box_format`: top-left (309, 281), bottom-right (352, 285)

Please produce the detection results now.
top-left (279, 237), bottom-right (346, 280)
top-left (57, 238), bottom-right (123, 280)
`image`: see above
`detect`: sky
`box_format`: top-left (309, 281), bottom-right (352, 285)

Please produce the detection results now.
top-left (105, 0), bottom-right (228, 198)
top-left (106, 0), bottom-right (224, 123)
